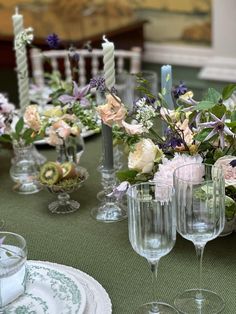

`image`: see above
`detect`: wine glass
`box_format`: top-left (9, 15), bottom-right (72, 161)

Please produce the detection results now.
top-left (127, 182), bottom-right (178, 313)
top-left (173, 163), bottom-right (225, 313)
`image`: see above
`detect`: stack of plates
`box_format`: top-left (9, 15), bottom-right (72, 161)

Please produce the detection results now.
top-left (5, 260), bottom-right (112, 314)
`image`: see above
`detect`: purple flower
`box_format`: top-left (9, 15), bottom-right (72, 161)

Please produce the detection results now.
top-left (198, 113), bottom-right (235, 149)
top-left (108, 181), bottom-right (130, 200)
top-left (90, 77), bottom-right (106, 92)
top-left (229, 160), bottom-right (236, 168)
top-left (46, 33), bottom-right (60, 49)
top-left (173, 81), bottom-right (188, 98)
top-left (58, 81), bottom-right (90, 107)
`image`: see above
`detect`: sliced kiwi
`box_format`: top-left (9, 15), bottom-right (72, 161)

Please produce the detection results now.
top-left (39, 162), bottom-right (63, 185)
top-left (61, 162), bottom-right (77, 179)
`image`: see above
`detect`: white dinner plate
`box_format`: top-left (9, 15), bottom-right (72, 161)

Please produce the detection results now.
top-left (4, 262), bottom-right (86, 314)
top-left (32, 260), bottom-right (112, 314)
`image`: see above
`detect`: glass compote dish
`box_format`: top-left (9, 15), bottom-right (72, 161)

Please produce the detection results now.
top-left (173, 163), bottom-right (225, 314)
top-left (40, 164), bottom-right (89, 214)
top-left (127, 182), bottom-right (178, 314)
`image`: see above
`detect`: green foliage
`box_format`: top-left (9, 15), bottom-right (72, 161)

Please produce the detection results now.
top-left (196, 101), bottom-right (215, 111)
top-left (203, 88), bottom-right (221, 103)
top-left (116, 169), bottom-right (138, 184)
top-left (222, 84), bottom-right (236, 100)
top-left (72, 102), bottom-right (100, 131)
top-left (194, 128), bottom-right (212, 142)
top-left (0, 134), bottom-right (12, 143)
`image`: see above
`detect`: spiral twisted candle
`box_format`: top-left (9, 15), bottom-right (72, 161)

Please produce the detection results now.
top-left (12, 8), bottom-right (30, 110)
top-left (102, 36), bottom-right (115, 90)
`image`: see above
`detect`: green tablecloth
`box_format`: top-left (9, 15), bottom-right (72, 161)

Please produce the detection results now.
top-left (1, 135), bottom-right (236, 314)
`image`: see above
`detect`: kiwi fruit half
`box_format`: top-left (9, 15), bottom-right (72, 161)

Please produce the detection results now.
top-left (39, 162), bottom-right (63, 185)
top-left (61, 162), bottom-right (77, 179)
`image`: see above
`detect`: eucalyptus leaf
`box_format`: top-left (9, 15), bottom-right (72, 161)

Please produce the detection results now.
top-left (222, 84), bottom-right (236, 100)
top-left (15, 117), bottom-right (24, 135)
top-left (194, 128), bottom-right (212, 142)
top-left (196, 101), bottom-right (215, 111)
top-left (203, 88), bottom-right (221, 103)
top-left (0, 134), bottom-right (12, 143)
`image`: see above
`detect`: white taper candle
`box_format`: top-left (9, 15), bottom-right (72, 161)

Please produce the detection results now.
top-left (101, 35), bottom-right (115, 170)
top-left (12, 7), bottom-right (30, 110)
top-left (102, 35), bottom-right (115, 90)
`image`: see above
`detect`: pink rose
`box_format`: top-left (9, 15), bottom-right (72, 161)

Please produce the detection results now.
top-left (214, 156), bottom-right (236, 186)
top-left (47, 128), bottom-right (63, 146)
top-left (122, 120), bottom-right (144, 135)
top-left (52, 120), bottom-right (71, 139)
top-left (97, 94), bottom-right (127, 127)
top-left (24, 105), bottom-right (41, 132)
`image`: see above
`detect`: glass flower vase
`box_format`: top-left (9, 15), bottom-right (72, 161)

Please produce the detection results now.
top-left (10, 143), bottom-right (41, 194)
top-left (56, 135), bottom-right (85, 164)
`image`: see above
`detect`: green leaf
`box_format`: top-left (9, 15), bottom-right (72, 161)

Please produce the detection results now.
top-left (222, 84), bottom-right (236, 100)
top-left (194, 128), bottom-right (212, 142)
top-left (196, 101), bottom-right (215, 111)
top-left (15, 117), bottom-right (24, 135)
top-left (22, 128), bottom-right (34, 144)
top-left (211, 104), bottom-right (226, 118)
top-left (204, 88), bottom-right (221, 103)
top-left (0, 134), bottom-right (12, 143)
top-left (116, 169), bottom-right (138, 184)
top-left (226, 121), bottom-right (236, 128)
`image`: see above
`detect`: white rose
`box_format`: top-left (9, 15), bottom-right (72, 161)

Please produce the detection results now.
top-left (128, 138), bottom-right (158, 173)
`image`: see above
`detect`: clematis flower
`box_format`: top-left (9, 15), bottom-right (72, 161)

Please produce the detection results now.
top-left (108, 181), bottom-right (130, 200)
top-left (97, 94), bottom-right (127, 127)
top-left (122, 120), bottom-right (144, 135)
top-left (198, 113), bottom-right (235, 149)
top-left (173, 81), bottom-right (188, 98)
top-left (58, 81), bottom-right (90, 107)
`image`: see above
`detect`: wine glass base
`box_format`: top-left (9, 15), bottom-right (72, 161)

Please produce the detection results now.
top-left (91, 202), bottom-right (127, 223)
top-left (48, 200), bottom-right (80, 214)
top-left (174, 289), bottom-right (225, 314)
top-left (13, 182), bottom-right (42, 194)
top-left (135, 302), bottom-right (178, 314)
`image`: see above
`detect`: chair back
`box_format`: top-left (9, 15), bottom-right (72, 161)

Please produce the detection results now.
top-left (30, 47), bottom-right (142, 87)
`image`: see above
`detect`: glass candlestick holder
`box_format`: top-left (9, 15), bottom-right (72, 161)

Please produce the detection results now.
top-left (91, 168), bottom-right (127, 223)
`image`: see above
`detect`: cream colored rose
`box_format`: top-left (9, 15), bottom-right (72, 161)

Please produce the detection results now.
top-left (160, 107), bottom-right (177, 121)
top-left (128, 138), bottom-right (158, 173)
top-left (24, 105), bottom-right (41, 131)
top-left (97, 94), bottom-right (127, 127)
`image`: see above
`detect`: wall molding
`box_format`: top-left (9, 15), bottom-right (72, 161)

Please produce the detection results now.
top-left (143, 42), bottom-right (236, 82)
top-left (143, 42), bottom-right (212, 67)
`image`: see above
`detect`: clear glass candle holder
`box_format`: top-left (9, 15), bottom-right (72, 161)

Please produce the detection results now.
top-left (0, 232), bottom-right (27, 309)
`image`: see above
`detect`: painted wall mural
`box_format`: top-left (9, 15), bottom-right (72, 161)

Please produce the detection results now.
top-left (0, 0), bottom-right (211, 45)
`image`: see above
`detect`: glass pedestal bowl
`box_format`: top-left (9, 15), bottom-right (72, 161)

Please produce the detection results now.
top-left (43, 167), bottom-right (89, 214)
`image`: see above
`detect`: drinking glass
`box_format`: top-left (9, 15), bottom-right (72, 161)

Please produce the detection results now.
top-left (127, 182), bottom-right (177, 314)
top-left (173, 163), bottom-right (225, 313)
top-left (0, 232), bottom-right (27, 309)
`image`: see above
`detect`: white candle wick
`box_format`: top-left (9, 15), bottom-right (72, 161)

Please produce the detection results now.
top-left (15, 7), bottom-right (19, 15)
top-left (103, 35), bottom-right (109, 43)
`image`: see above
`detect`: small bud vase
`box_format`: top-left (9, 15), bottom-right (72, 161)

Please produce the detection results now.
top-left (10, 142), bottom-right (41, 194)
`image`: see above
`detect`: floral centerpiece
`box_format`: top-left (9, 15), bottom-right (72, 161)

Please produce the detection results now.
top-left (94, 76), bottom-right (236, 232)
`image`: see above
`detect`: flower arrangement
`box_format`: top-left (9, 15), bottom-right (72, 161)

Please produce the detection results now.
top-left (95, 76), bottom-right (236, 221)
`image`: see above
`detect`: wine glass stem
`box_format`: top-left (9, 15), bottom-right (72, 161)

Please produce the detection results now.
top-left (195, 244), bottom-right (206, 300)
top-left (149, 260), bottom-right (160, 313)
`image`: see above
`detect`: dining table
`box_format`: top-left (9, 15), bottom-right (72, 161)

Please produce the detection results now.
top-left (1, 134), bottom-right (236, 314)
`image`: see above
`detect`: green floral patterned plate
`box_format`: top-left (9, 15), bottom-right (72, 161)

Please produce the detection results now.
top-left (4, 263), bottom-right (86, 314)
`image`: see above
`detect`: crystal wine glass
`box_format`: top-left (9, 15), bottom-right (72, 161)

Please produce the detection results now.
top-left (173, 163), bottom-right (225, 313)
top-left (127, 182), bottom-right (178, 314)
